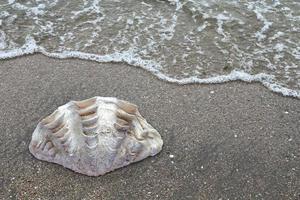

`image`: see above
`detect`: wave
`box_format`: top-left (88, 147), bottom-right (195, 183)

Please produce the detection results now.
top-left (1, 36), bottom-right (299, 98)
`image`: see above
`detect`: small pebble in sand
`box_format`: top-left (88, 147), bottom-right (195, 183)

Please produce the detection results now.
top-left (169, 154), bottom-right (174, 158)
top-left (284, 111), bottom-right (289, 114)
top-left (234, 134), bottom-right (238, 138)
top-left (210, 91), bottom-right (215, 94)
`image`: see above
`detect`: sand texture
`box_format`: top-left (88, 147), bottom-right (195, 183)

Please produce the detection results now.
top-left (0, 55), bottom-right (299, 199)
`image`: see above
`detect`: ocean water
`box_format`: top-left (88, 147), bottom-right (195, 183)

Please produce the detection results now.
top-left (0, 0), bottom-right (299, 98)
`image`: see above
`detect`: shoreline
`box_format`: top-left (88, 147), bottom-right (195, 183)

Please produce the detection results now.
top-left (1, 54), bottom-right (299, 199)
top-left (1, 49), bottom-right (299, 99)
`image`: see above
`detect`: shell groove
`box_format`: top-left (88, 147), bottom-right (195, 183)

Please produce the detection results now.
top-left (29, 96), bottom-right (163, 176)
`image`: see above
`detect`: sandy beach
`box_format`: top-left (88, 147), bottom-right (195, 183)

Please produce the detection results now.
top-left (0, 54), bottom-right (299, 199)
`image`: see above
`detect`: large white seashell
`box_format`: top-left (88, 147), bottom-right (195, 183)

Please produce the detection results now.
top-left (29, 97), bottom-right (163, 176)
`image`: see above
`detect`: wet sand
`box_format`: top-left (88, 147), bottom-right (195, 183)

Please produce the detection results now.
top-left (0, 54), bottom-right (299, 199)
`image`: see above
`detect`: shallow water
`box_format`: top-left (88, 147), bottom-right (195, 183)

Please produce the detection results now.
top-left (0, 0), bottom-right (299, 97)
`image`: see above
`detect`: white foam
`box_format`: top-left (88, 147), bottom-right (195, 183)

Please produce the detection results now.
top-left (11, 2), bottom-right (46, 16)
top-left (273, 43), bottom-right (286, 52)
top-left (0, 11), bottom-right (10, 18)
top-left (0, 37), bottom-right (299, 99)
top-left (197, 22), bottom-right (208, 32)
top-left (269, 31), bottom-right (284, 42)
top-left (216, 13), bottom-right (230, 42)
top-left (248, 2), bottom-right (273, 42)
top-left (0, 36), bottom-right (38, 58)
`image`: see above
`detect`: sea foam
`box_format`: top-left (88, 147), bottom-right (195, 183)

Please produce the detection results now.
top-left (0, 0), bottom-right (299, 99)
top-left (0, 36), bottom-right (299, 99)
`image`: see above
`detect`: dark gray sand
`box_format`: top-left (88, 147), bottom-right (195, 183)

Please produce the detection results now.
top-left (0, 55), bottom-right (299, 200)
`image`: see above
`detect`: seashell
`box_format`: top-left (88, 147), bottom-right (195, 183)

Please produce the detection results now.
top-left (29, 97), bottom-right (163, 176)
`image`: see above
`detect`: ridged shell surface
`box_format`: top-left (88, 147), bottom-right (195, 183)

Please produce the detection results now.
top-left (29, 97), bottom-right (163, 176)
